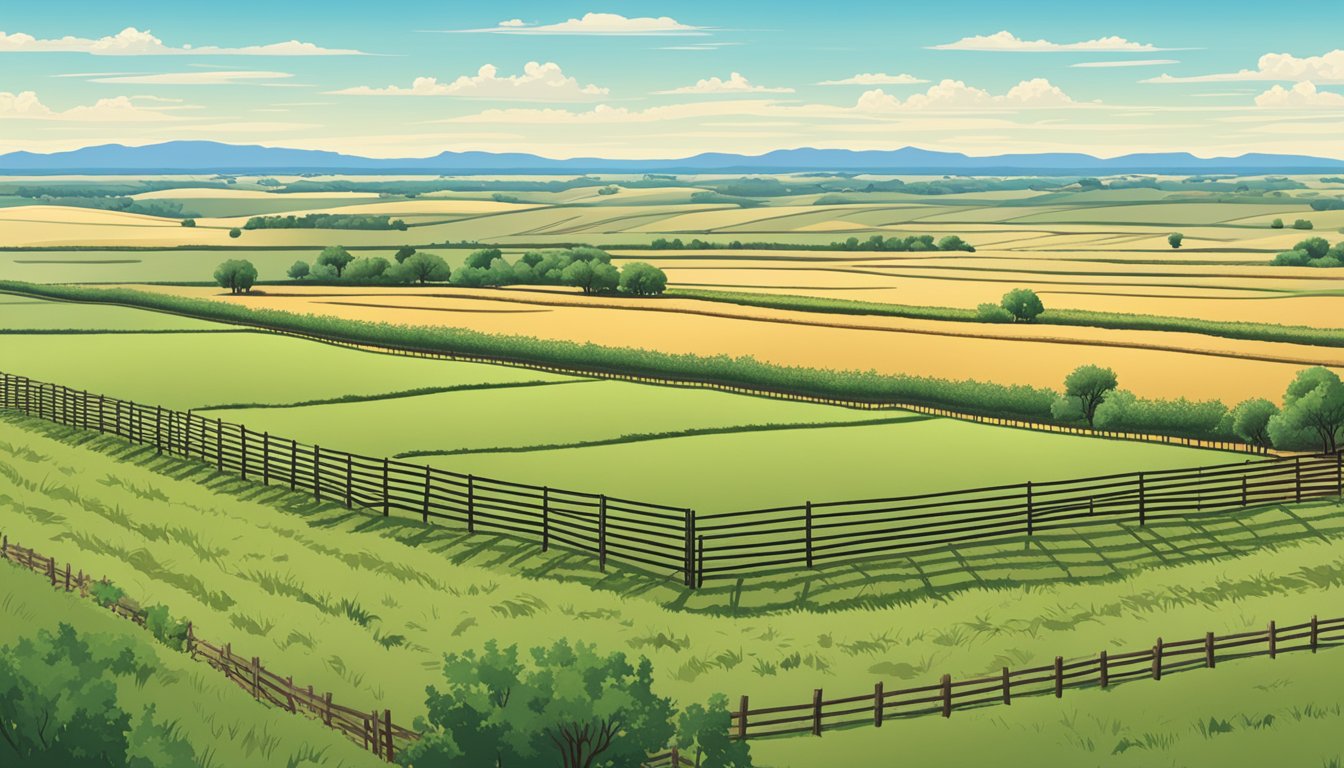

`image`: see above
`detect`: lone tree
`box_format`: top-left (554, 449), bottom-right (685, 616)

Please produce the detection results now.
top-left (1268, 366), bottom-right (1344, 453)
top-left (401, 640), bottom-right (677, 768)
top-left (286, 260), bottom-right (310, 280)
top-left (398, 251), bottom-right (451, 284)
top-left (1168, 232), bottom-right (1184, 249)
top-left (1231, 398), bottom-right (1278, 449)
top-left (618, 262), bottom-right (668, 296)
top-left (213, 259), bottom-right (258, 294)
top-left (228, 227), bottom-right (241, 239)
top-left (1270, 218), bottom-right (1285, 229)
top-left (1064, 365), bottom-right (1118, 427)
top-left (1000, 288), bottom-right (1045, 322)
top-left (316, 245), bottom-right (354, 278)
top-left (180, 218), bottom-right (196, 228)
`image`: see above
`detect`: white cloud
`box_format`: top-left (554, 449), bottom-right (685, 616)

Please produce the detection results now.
top-left (931, 30), bottom-right (1167, 52)
top-left (330, 62), bottom-right (608, 101)
top-left (818, 72), bottom-right (928, 86)
top-left (856, 78), bottom-right (1076, 110)
top-left (0, 27), bottom-right (366, 55)
top-left (1145, 50), bottom-right (1344, 83)
top-left (655, 73), bottom-right (793, 95)
top-left (83, 71), bottom-right (295, 85)
top-left (0, 91), bottom-right (177, 122)
top-left (1071, 59), bottom-right (1179, 68)
top-left (457, 13), bottom-right (704, 36)
top-left (1254, 81), bottom-right (1344, 108)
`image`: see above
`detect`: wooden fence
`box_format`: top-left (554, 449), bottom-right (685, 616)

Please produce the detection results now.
top-left (729, 614), bottom-right (1344, 739)
top-left (0, 533), bottom-right (417, 761)
top-left (0, 370), bottom-right (1337, 588)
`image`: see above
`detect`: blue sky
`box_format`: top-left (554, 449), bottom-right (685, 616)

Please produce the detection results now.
top-left (2, 1), bottom-right (1342, 158)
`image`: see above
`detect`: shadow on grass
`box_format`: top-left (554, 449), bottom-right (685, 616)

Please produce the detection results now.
top-left (9, 411), bottom-right (1344, 619)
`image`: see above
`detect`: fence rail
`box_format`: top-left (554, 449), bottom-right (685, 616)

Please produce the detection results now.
top-left (1, 370), bottom-right (1338, 588)
top-left (729, 614), bottom-right (1344, 739)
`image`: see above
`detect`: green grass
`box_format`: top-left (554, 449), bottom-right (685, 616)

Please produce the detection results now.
top-left (0, 562), bottom-right (386, 768)
top-left (2, 411), bottom-right (1343, 758)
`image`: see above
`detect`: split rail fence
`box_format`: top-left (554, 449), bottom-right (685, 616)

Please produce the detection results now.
top-left (2, 370), bottom-right (1340, 588)
top-left (729, 614), bottom-right (1344, 739)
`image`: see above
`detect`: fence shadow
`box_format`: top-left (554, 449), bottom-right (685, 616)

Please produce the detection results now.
top-left (12, 411), bottom-right (1344, 619)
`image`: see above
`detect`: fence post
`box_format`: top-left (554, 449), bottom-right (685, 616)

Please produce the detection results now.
top-left (736, 695), bottom-right (748, 740)
top-left (1138, 473), bottom-right (1146, 526)
top-left (382, 458), bottom-right (389, 516)
top-left (422, 466), bottom-right (431, 524)
top-left (598, 495), bottom-right (607, 572)
top-left (811, 688), bottom-right (823, 736)
top-left (1026, 481), bottom-right (1034, 537)
top-left (382, 709), bottom-right (394, 761)
top-left (323, 692), bottom-right (333, 727)
top-left (467, 475), bottom-right (476, 533)
top-left (1054, 656), bottom-right (1063, 698)
top-left (684, 509), bottom-right (696, 588)
top-left (1099, 650), bottom-right (1109, 688)
top-left (1002, 666), bottom-right (1011, 705)
top-left (542, 487), bottom-right (550, 552)
top-left (251, 656), bottom-right (261, 698)
top-left (805, 500), bottom-right (814, 568)
top-left (940, 674), bottom-right (952, 718)
top-left (185, 622), bottom-right (194, 656)
top-left (1205, 631), bottom-right (1216, 668)
top-left (873, 682), bottom-right (883, 727)
top-left (1242, 476), bottom-right (1248, 507)
top-left (1152, 637), bottom-right (1163, 680)
top-left (1269, 621), bottom-right (1277, 659)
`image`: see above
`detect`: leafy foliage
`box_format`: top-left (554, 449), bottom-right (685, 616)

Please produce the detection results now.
top-left (1000, 288), bottom-right (1044, 322)
top-left (243, 213), bottom-right (407, 231)
top-left (1063, 365), bottom-right (1118, 427)
top-left (1268, 366), bottom-right (1344, 452)
top-left (212, 259), bottom-right (258, 294)
top-left (618, 262), bottom-right (668, 296)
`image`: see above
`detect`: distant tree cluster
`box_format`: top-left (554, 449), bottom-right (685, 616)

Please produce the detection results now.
top-left (644, 234), bottom-right (975, 253)
top-left (450, 246), bottom-right (668, 295)
top-left (286, 245), bottom-right (452, 284)
top-left (1308, 198), bottom-right (1344, 211)
top-left (1272, 237), bottom-right (1344, 267)
top-left (242, 213), bottom-right (408, 231)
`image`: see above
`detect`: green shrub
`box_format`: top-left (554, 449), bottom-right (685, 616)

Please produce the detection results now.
top-left (1270, 218), bottom-right (1284, 229)
top-left (212, 259), bottom-right (257, 294)
top-left (89, 581), bottom-right (127, 609)
top-left (1293, 219), bottom-right (1314, 230)
top-left (975, 303), bottom-right (1014, 323)
top-left (1000, 288), bottom-right (1044, 322)
top-left (143, 604), bottom-right (189, 652)
top-left (619, 262), bottom-right (669, 296)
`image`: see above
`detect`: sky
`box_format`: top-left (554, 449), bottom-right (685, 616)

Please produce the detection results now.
top-left (1, 0), bottom-right (1342, 159)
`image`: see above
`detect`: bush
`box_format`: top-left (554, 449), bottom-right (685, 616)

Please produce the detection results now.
top-left (1167, 232), bottom-right (1184, 249)
top-left (677, 693), bottom-right (755, 768)
top-left (1293, 219), bottom-right (1314, 230)
top-left (286, 260), bottom-right (310, 280)
top-left (1000, 288), bottom-right (1044, 322)
top-left (619, 262), bottom-right (668, 296)
top-left (975, 303), bottom-right (1014, 323)
top-left (1270, 218), bottom-right (1284, 229)
top-left (89, 581), bottom-right (126, 608)
top-left (227, 227), bottom-right (241, 239)
top-left (142, 604), bottom-right (189, 651)
top-left (401, 640), bottom-right (676, 768)
top-left (212, 259), bottom-right (257, 294)
top-left (180, 218), bottom-right (196, 228)
top-left (1093, 390), bottom-right (1230, 438)
top-left (1231, 398), bottom-right (1278, 448)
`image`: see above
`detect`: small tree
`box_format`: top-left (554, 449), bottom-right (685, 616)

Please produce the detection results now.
top-left (402, 640), bottom-right (676, 768)
top-left (1293, 219), bottom-right (1314, 230)
top-left (1063, 365), bottom-right (1118, 427)
top-left (1000, 288), bottom-right (1044, 322)
top-left (1268, 366), bottom-right (1344, 452)
top-left (394, 246), bottom-right (417, 263)
top-left (316, 245), bottom-right (354, 278)
top-left (1231, 398), bottom-right (1278, 448)
top-left (1270, 218), bottom-right (1285, 229)
top-left (213, 259), bottom-right (258, 294)
top-left (286, 260), bottom-right (310, 280)
top-left (180, 218), bottom-right (196, 228)
top-left (228, 227), bottom-right (241, 239)
top-left (398, 251), bottom-right (451, 284)
top-left (618, 262), bottom-right (668, 296)
top-left (1167, 232), bottom-right (1184, 249)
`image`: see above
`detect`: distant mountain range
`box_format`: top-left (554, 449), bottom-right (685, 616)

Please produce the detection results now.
top-left (3, 141), bottom-right (1343, 175)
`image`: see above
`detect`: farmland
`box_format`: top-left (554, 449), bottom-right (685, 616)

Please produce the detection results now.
top-left (4, 172), bottom-right (1344, 766)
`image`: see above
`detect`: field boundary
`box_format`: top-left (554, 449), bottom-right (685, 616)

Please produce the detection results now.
top-left (3, 370), bottom-right (1340, 585)
top-left (0, 283), bottom-right (1270, 455)
top-left (0, 534), bottom-right (417, 762)
top-left (729, 614), bottom-right (1344, 739)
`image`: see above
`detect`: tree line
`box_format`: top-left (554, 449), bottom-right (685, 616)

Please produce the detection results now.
top-left (647, 234), bottom-right (976, 253)
top-left (242, 213), bottom-right (409, 231)
top-left (1272, 236), bottom-right (1344, 267)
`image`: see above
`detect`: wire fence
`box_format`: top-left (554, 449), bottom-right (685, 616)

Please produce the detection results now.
top-left (729, 615), bottom-right (1344, 738)
top-left (1, 370), bottom-right (1337, 589)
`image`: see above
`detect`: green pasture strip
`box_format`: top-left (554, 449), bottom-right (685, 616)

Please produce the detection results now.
top-left (0, 564), bottom-right (385, 768)
top-left (194, 378), bottom-right (590, 412)
top-left (668, 288), bottom-right (1344, 349)
top-left (394, 414), bottom-right (934, 458)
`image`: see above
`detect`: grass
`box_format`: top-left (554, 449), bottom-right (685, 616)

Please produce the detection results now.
top-left (2, 411), bottom-right (1343, 747)
top-left (0, 562), bottom-right (386, 768)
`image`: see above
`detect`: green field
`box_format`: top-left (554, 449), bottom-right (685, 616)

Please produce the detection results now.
top-left (3, 411), bottom-right (1343, 767)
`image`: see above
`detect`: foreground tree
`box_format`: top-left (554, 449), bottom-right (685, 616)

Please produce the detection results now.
top-left (401, 640), bottom-right (676, 768)
top-left (397, 251), bottom-right (451, 284)
top-left (212, 259), bottom-right (258, 294)
top-left (1268, 366), bottom-right (1344, 453)
top-left (1231, 398), bottom-right (1279, 449)
top-left (1000, 288), bottom-right (1044, 322)
top-left (1063, 365), bottom-right (1118, 427)
top-left (316, 245), bottom-right (354, 278)
top-left (676, 694), bottom-right (755, 768)
top-left (619, 262), bottom-right (668, 296)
